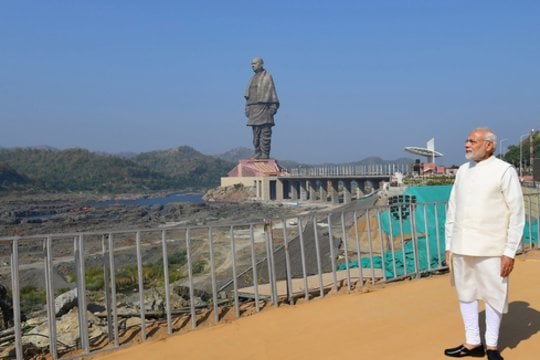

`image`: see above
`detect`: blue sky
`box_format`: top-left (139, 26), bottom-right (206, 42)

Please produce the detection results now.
top-left (1, 1), bottom-right (539, 166)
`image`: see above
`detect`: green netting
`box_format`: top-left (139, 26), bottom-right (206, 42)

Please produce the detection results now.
top-left (338, 185), bottom-right (538, 280)
top-left (338, 185), bottom-right (451, 278)
top-left (379, 185), bottom-right (451, 250)
top-left (347, 236), bottom-right (446, 278)
top-left (524, 219), bottom-right (539, 246)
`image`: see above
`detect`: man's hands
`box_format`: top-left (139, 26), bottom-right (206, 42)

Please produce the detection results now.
top-left (500, 255), bottom-right (515, 278)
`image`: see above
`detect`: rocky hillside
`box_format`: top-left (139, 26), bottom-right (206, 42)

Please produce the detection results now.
top-left (0, 147), bottom-right (234, 193)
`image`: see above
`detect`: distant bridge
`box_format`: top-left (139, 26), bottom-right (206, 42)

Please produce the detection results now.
top-left (278, 165), bottom-right (408, 203)
top-left (287, 163), bottom-right (410, 177)
top-left (265, 163), bottom-right (410, 204)
top-left (223, 161), bottom-right (411, 204)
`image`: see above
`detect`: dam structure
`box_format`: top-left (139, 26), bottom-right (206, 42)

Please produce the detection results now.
top-left (221, 159), bottom-right (410, 203)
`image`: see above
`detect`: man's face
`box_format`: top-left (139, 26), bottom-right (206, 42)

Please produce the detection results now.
top-left (251, 59), bottom-right (263, 73)
top-left (465, 130), bottom-right (494, 162)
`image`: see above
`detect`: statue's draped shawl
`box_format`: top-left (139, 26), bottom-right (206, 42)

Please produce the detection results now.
top-left (244, 70), bottom-right (279, 105)
top-left (244, 70), bottom-right (279, 126)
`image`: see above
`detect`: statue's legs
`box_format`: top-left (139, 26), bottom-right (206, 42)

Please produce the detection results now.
top-left (252, 125), bottom-right (272, 159)
top-left (252, 127), bottom-right (262, 158)
top-left (259, 125), bottom-right (272, 159)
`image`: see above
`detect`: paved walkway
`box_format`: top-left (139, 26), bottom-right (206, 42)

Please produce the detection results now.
top-left (92, 251), bottom-right (540, 360)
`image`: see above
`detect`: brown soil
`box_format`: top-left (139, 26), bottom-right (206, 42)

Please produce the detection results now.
top-left (88, 251), bottom-right (540, 360)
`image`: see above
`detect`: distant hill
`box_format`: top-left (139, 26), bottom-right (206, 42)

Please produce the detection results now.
top-left (0, 148), bottom-right (163, 192)
top-left (0, 146), bottom-right (233, 193)
top-left (0, 145), bottom-right (416, 194)
top-left (134, 146), bottom-right (234, 189)
top-left (215, 147), bottom-right (254, 163)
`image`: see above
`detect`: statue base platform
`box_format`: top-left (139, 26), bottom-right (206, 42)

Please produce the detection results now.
top-left (227, 159), bottom-right (288, 177)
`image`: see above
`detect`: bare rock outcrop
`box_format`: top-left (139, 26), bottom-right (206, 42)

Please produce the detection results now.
top-left (203, 185), bottom-right (255, 203)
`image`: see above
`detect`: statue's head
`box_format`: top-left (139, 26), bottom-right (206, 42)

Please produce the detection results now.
top-left (251, 57), bottom-right (264, 73)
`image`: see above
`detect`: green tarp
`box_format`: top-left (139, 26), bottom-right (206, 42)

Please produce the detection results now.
top-left (338, 185), bottom-right (538, 280)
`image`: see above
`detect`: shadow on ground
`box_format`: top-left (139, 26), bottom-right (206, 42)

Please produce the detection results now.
top-left (499, 301), bottom-right (540, 350)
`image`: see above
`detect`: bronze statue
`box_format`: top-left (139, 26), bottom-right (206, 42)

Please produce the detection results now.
top-left (244, 57), bottom-right (279, 159)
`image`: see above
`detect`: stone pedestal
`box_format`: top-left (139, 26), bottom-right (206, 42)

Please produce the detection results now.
top-left (227, 159), bottom-right (285, 177)
top-left (221, 159), bottom-right (288, 201)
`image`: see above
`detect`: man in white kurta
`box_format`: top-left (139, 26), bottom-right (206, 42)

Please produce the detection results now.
top-left (444, 128), bottom-right (524, 360)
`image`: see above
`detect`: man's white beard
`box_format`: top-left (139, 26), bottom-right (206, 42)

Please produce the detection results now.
top-left (465, 148), bottom-right (487, 161)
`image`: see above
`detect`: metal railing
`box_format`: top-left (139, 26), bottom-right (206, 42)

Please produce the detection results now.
top-left (287, 163), bottom-right (411, 177)
top-left (0, 193), bottom-right (538, 359)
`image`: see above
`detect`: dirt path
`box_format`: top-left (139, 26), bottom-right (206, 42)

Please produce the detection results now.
top-left (91, 251), bottom-right (540, 360)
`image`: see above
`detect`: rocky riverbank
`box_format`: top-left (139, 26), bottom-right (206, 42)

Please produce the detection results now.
top-left (0, 189), bottom-right (337, 290)
top-left (0, 189), bottom-right (344, 358)
top-left (0, 189), bottom-right (315, 237)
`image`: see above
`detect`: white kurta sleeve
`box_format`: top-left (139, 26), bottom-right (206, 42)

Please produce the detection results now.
top-left (444, 182), bottom-right (457, 252)
top-left (501, 166), bottom-right (525, 258)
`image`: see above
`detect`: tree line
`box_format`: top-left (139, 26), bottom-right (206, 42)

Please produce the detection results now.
top-left (500, 131), bottom-right (540, 171)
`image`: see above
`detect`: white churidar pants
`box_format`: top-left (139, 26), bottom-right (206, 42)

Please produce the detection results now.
top-left (459, 300), bottom-right (503, 347)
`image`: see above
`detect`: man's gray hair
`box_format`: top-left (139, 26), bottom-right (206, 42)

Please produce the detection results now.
top-left (475, 127), bottom-right (498, 146)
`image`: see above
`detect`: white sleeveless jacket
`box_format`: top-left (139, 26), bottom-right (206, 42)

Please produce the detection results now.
top-left (445, 156), bottom-right (524, 258)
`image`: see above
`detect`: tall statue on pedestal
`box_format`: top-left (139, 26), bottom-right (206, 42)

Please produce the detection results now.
top-left (244, 57), bottom-right (279, 160)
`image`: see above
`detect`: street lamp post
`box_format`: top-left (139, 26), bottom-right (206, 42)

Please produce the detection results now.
top-left (519, 133), bottom-right (528, 178)
top-left (531, 130), bottom-right (536, 181)
top-left (499, 138), bottom-right (508, 159)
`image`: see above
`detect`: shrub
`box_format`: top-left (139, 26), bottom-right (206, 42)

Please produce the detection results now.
top-left (192, 260), bottom-right (207, 274)
top-left (20, 286), bottom-right (46, 313)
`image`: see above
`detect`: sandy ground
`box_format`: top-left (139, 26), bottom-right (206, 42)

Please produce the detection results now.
top-left (90, 251), bottom-right (540, 360)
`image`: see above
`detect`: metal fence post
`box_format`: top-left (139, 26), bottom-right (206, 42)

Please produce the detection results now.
top-left (43, 236), bottom-right (58, 359)
top-left (340, 212), bottom-right (352, 291)
top-left (249, 224), bottom-right (260, 312)
top-left (327, 214), bottom-right (338, 292)
top-left (161, 230), bottom-right (172, 335)
top-left (186, 227), bottom-right (197, 330)
top-left (264, 221), bottom-right (278, 307)
top-left (377, 209), bottom-right (388, 282)
top-left (282, 218), bottom-right (294, 305)
top-left (423, 204), bottom-right (432, 272)
top-left (434, 205), bottom-right (443, 268)
top-left (229, 226), bottom-right (240, 318)
top-left (312, 215), bottom-right (325, 297)
top-left (107, 233), bottom-right (119, 347)
top-left (208, 227), bottom-right (219, 324)
top-left (410, 203), bottom-right (420, 278)
top-left (102, 234), bottom-right (113, 343)
top-left (75, 235), bottom-right (89, 354)
top-left (135, 231), bottom-right (146, 341)
top-left (297, 217), bottom-right (309, 300)
top-left (387, 209), bottom-right (398, 278)
top-left (353, 210), bottom-right (364, 288)
top-left (11, 238), bottom-right (23, 360)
